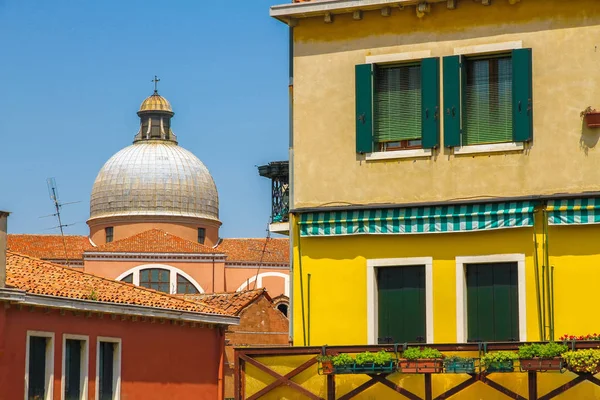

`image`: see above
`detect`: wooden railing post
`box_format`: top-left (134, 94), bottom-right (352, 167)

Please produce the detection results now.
top-left (424, 373), bottom-right (432, 400)
top-left (528, 371), bottom-right (537, 400)
top-left (327, 373), bottom-right (336, 400)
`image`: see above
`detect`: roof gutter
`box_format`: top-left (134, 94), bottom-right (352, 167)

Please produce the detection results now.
top-left (270, 0), bottom-right (446, 23)
top-left (0, 288), bottom-right (240, 326)
top-left (290, 191), bottom-right (600, 214)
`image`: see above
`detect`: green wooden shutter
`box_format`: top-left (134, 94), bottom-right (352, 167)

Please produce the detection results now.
top-left (355, 64), bottom-right (374, 153)
top-left (65, 339), bottom-right (82, 400)
top-left (28, 337), bottom-right (47, 399)
top-left (377, 266), bottom-right (426, 343)
top-left (512, 48), bottom-right (533, 142)
top-left (443, 55), bottom-right (462, 147)
top-left (467, 263), bottom-right (518, 342)
top-left (463, 56), bottom-right (513, 145)
top-left (421, 57), bottom-right (440, 149)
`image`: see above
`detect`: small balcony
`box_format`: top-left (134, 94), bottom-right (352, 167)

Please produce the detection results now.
top-left (258, 161), bottom-right (289, 235)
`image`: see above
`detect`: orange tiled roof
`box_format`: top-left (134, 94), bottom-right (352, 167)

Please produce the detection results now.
top-left (8, 234), bottom-right (91, 260)
top-left (86, 229), bottom-right (218, 254)
top-left (217, 238), bottom-right (289, 264)
top-left (182, 289), bottom-right (269, 316)
top-left (6, 251), bottom-right (231, 315)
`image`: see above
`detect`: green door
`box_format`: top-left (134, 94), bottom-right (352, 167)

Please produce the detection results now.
top-left (377, 266), bottom-right (426, 343)
top-left (466, 262), bottom-right (519, 342)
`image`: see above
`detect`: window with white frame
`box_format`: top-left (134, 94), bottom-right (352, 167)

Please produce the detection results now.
top-left (116, 265), bottom-right (203, 295)
top-left (62, 335), bottom-right (88, 400)
top-left (26, 331), bottom-right (54, 400)
top-left (96, 337), bottom-right (121, 400)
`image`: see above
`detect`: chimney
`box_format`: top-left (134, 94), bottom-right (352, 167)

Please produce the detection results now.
top-left (0, 211), bottom-right (8, 289)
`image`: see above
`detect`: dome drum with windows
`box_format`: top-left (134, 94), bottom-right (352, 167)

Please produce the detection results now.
top-left (88, 86), bottom-right (220, 246)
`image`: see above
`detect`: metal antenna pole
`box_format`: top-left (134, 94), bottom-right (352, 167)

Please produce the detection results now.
top-left (252, 223), bottom-right (272, 290)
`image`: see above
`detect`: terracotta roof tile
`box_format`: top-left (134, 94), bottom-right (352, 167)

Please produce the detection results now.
top-left (8, 234), bottom-right (91, 261)
top-left (6, 251), bottom-right (232, 315)
top-left (217, 238), bottom-right (289, 264)
top-left (182, 289), bottom-right (268, 316)
top-left (86, 229), bottom-right (218, 254)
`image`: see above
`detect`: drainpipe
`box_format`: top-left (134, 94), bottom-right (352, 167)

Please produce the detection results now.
top-left (288, 24), bottom-right (295, 345)
top-left (0, 211), bottom-right (9, 288)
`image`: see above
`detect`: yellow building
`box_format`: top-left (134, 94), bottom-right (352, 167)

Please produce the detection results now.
top-left (269, 0), bottom-right (600, 347)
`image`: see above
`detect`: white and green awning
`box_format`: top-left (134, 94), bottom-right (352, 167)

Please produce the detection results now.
top-left (298, 201), bottom-right (536, 237)
top-left (547, 198), bottom-right (600, 225)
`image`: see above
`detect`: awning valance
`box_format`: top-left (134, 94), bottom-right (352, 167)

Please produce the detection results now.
top-left (298, 201), bottom-right (536, 237)
top-left (547, 198), bottom-right (600, 225)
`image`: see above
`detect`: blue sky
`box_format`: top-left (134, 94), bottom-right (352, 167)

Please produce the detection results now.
top-left (0, 1), bottom-right (289, 238)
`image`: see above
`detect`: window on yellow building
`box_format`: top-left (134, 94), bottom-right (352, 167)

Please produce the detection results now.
top-left (356, 58), bottom-right (440, 153)
top-left (443, 49), bottom-right (533, 148)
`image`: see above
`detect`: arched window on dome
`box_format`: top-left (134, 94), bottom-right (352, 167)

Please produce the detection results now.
top-left (140, 268), bottom-right (170, 293)
top-left (177, 275), bottom-right (200, 294)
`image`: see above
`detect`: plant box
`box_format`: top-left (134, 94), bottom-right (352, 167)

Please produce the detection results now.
top-left (398, 359), bottom-right (443, 373)
top-left (584, 112), bottom-right (600, 128)
top-left (333, 361), bottom-right (396, 375)
top-left (565, 364), bottom-right (600, 374)
top-left (444, 359), bottom-right (476, 374)
top-left (520, 357), bottom-right (562, 372)
top-left (486, 361), bottom-right (514, 373)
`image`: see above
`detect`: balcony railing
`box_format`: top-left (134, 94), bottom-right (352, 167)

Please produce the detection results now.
top-left (258, 161), bottom-right (289, 224)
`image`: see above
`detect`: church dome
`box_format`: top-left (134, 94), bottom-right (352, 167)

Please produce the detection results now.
top-left (89, 89), bottom-right (219, 222)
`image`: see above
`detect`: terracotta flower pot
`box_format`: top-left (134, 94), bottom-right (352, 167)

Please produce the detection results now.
top-left (320, 360), bottom-right (334, 375)
top-left (520, 357), bottom-right (563, 371)
top-left (398, 359), bottom-right (443, 373)
top-left (584, 112), bottom-right (600, 128)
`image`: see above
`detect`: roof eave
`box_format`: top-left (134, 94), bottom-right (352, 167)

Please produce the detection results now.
top-left (0, 288), bottom-right (239, 326)
top-left (270, 0), bottom-right (446, 23)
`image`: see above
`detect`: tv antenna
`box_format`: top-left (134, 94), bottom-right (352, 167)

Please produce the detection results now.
top-left (42, 178), bottom-right (80, 267)
top-left (250, 222), bottom-right (273, 290)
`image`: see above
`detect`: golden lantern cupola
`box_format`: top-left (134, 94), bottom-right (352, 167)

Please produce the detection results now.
top-left (134, 76), bottom-right (177, 143)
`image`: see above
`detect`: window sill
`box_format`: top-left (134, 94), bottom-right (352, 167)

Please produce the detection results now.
top-left (365, 148), bottom-right (432, 161)
top-left (453, 142), bottom-right (524, 156)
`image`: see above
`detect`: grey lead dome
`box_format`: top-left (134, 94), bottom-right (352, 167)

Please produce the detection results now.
top-left (89, 141), bottom-right (219, 221)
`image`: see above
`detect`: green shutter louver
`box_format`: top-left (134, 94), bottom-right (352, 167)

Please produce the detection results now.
top-left (355, 64), bottom-right (374, 153)
top-left (512, 48), bottom-right (533, 142)
top-left (373, 63), bottom-right (422, 144)
top-left (421, 57), bottom-right (440, 149)
top-left (443, 55), bottom-right (462, 147)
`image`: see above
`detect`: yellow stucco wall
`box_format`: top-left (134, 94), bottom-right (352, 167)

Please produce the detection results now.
top-left (291, 0), bottom-right (600, 208)
top-left (291, 214), bottom-right (600, 346)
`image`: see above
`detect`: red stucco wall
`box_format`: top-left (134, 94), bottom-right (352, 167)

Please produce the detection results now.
top-left (0, 305), bottom-right (223, 400)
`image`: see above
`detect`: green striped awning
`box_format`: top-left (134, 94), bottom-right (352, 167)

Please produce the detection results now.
top-left (298, 201), bottom-right (536, 237)
top-left (547, 198), bottom-right (600, 225)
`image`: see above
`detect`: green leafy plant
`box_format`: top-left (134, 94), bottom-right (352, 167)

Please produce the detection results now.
top-left (562, 349), bottom-right (600, 373)
top-left (402, 347), bottom-right (443, 360)
top-left (332, 353), bottom-right (354, 367)
top-left (444, 355), bottom-right (473, 363)
top-left (481, 351), bottom-right (518, 366)
top-left (518, 343), bottom-right (568, 359)
top-left (373, 351), bottom-right (393, 365)
top-left (316, 354), bottom-right (332, 362)
top-left (88, 288), bottom-right (98, 301)
top-left (355, 352), bottom-right (376, 365)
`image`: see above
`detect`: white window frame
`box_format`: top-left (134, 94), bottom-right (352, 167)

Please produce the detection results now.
top-left (115, 264), bottom-right (204, 294)
top-left (236, 272), bottom-right (290, 297)
top-left (61, 334), bottom-right (89, 400)
top-left (455, 254), bottom-right (527, 343)
top-left (366, 257), bottom-right (434, 344)
top-left (451, 40), bottom-right (526, 155)
top-left (95, 337), bottom-right (122, 400)
top-left (363, 50), bottom-right (434, 161)
top-left (25, 330), bottom-right (55, 400)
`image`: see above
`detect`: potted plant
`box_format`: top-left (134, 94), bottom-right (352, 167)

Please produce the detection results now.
top-left (581, 106), bottom-right (600, 128)
top-left (331, 353), bottom-right (354, 374)
top-left (354, 350), bottom-right (395, 374)
top-left (481, 351), bottom-right (518, 373)
top-left (317, 354), bottom-right (334, 375)
top-left (398, 347), bottom-right (444, 373)
top-left (518, 343), bottom-right (567, 371)
top-left (444, 355), bottom-right (476, 374)
top-left (562, 349), bottom-right (600, 374)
